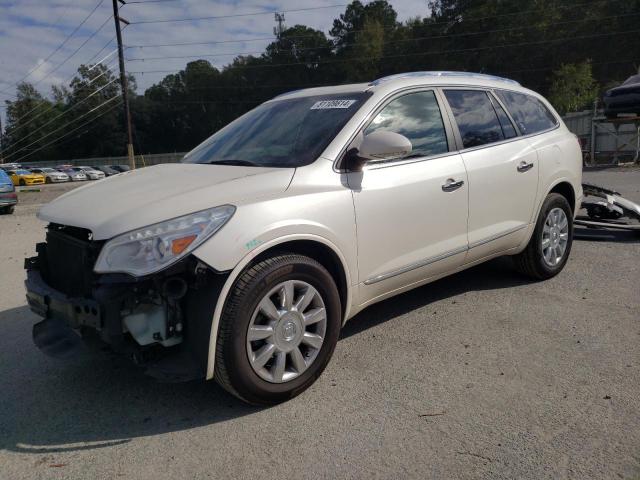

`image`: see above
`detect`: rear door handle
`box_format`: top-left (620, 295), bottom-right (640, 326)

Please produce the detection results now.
top-left (442, 178), bottom-right (464, 192)
top-left (517, 161), bottom-right (534, 173)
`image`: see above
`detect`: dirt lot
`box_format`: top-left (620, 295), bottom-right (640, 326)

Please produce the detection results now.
top-left (0, 170), bottom-right (638, 480)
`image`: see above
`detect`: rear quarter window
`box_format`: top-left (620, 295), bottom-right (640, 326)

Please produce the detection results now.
top-left (495, 90), bottom-right (558, 135)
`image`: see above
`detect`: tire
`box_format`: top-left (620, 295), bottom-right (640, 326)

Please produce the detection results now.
top-left (215, 254), bottom-right (341, 405)
top-left (45, 177), bottom-right (52, 184)
top-left (513, 193), bottom-right (573, 280)
top-left (19, 179), bottom-right (26, 186)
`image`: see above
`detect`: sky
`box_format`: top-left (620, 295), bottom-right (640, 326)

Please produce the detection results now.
top-left (0, 0), bottom-right (433, 125)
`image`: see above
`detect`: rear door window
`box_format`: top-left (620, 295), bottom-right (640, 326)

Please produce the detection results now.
top-left (444, 90), bottom-right (507, 148)
top-left (364, 90), bottom-right (449, 159)
top-left (495, 90), bottom-right (558, 135)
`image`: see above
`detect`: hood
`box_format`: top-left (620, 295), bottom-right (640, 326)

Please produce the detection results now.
top-left (38, 163), bottom-right (295, 240)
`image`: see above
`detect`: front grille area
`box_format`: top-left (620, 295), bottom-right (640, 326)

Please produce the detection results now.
top-left (39, 224), bottom-right (103, 297)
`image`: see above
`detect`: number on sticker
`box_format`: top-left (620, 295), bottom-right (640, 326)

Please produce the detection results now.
top-left (310, 99), bottom-right (357, 110)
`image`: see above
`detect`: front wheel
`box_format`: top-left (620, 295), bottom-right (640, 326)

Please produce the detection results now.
top-left (214, 254), bottom-right (341, 405)
top-left (513, 193), bottom-right (573, 280)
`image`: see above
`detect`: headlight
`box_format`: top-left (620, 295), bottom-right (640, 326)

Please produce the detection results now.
top-left (94, 205), bottom-right (235, 276)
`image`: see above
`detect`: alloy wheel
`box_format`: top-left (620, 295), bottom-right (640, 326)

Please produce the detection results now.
top-left (246, 280), bottom-right (327, 383)
top-left (541, 207), bottom-right (569, 267)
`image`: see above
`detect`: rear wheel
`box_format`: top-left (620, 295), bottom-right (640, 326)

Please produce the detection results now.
top-left (0, 206), bottom-right (14, 215)
top-left (513, 193), bottom-right (573, 280)
top-left (215, 254), bottom-right (341, 405)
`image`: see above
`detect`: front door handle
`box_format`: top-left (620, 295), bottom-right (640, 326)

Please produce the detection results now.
top-left (517, 161), bottom-right (534, 173)
top-left (442, 178), bottom-right (464, 192)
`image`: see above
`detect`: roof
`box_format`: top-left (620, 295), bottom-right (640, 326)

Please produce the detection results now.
top-left (272, 71), bottom-right (525, 102)
top-left (369, 71), bottom-right (520, 86)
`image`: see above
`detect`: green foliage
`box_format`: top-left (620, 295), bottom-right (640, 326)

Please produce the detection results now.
top-left (548, 61), bottom-right (599, 115)
top-left (2, 0), bottom-right (640, 161)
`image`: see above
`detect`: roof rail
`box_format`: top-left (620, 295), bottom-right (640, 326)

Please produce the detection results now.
top-left (369, 71), bottom-right (520, 86)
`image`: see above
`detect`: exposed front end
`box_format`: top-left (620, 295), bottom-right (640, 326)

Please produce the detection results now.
top-left (24, 223), bottom-right (227, 381)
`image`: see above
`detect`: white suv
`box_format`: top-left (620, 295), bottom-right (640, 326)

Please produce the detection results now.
top-left (25, 72), bottom-right (582, 405)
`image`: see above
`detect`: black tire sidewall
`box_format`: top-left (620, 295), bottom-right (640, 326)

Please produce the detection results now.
top-left (532, 193), bottom-right (574, 277)
top-left (221, 258), bottom-right (341, 404)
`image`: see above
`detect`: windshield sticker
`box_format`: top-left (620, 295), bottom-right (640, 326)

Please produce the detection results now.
top-left (310, 99), bottom-right (357, 110)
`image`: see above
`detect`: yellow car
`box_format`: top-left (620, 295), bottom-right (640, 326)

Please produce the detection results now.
top-left (7, 169), bottom-right (45, 186)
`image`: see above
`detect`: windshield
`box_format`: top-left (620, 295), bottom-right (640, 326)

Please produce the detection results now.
top-left (183, 92), bottom-right (371, 168)
top-left (41, 168), bottom-right (55, 172)
top-left (16, 169), bottom-right (31, 175)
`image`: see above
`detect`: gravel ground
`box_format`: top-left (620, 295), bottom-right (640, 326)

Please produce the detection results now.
top-left (0, 170), bottom-right (638, 480)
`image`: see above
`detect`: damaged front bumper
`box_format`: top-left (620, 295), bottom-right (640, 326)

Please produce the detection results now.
top-left (24, 226), bottom-right (228, 381)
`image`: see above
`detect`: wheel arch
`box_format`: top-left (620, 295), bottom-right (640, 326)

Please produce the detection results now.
top-left (548, 180), bottom-right (576, 214)
top-left (202, 234), bottom-right (353, 380)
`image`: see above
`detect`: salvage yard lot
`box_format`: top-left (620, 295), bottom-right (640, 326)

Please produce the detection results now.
top-left (0, 169), bottom-right (638, 480)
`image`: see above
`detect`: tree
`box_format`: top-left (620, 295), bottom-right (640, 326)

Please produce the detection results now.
top-left (2, 83), bottom-right (60, 162)
top-left (330, 0), bottom-right (397, 51)
top-left (345, 18), bottom-right (385, 81)
top-left (548, 61), bottom-right (599, 115)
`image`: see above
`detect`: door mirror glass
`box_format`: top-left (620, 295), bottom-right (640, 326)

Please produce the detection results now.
top-left (358, 130), bottom-right (412, 162)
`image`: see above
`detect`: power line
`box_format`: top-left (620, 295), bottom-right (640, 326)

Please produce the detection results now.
top-left (86, 35), bottom-right (119, 64)
top-left (0, 14), bottom-right (114, 102)
top-left (126, 35), bottom-right (278, 49)
top-left (6, 60), bottom-right (118, 127)
top-left (129, 28), bottom-right (640, 75)
top-left (0, 0), bottom-right (107, 95)
top-left (28, 14), bottom-right (114, 90)
top-left (125, 10), bottom-right (640, 62)
top-left (5, 78), bottom-right (119, 149)
top-left (9, 101), bottom-right (122, 164)
top-left (126, 0), bottom-right (179, 3)
top-left (129, 3), bottom-right (349, 24)
top-left (2, 95), bottom-right (120, 161)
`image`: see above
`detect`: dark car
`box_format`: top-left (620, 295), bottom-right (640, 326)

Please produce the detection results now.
top-left (603, 74), bottom-right (640, 119)
top-left (92, 165), bottom-right (120, 176)
top-left (109, 164), bottom-right (131, 173)
top-left (0, 168), bottom-right (17, 214)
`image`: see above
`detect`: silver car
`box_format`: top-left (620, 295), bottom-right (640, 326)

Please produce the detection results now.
top-left (29, 168), bottom-right (69, 183)
top-left (72, 166), bottom-right (105, 181)
top-left (58, 168), bottom-right (87, 181)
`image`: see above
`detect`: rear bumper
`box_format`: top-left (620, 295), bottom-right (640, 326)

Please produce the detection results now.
top-left (0, 192), bottom-right (17, 206)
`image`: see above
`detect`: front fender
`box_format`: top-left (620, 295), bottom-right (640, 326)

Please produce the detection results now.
top-left (195, 233), bottom-right (353, 380)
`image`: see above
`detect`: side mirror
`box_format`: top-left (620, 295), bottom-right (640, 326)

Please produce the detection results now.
top-left (346, 131), bottom-right (412, 171)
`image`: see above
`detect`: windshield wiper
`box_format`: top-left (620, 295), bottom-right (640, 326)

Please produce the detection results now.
top-left (207, 159), bottom-right (259, 166)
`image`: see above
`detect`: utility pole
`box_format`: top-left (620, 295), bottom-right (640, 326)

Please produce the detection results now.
top-left (273, 12), bottom-right (285, 39)
top-left (112, 0), bottom-right (135, 170)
